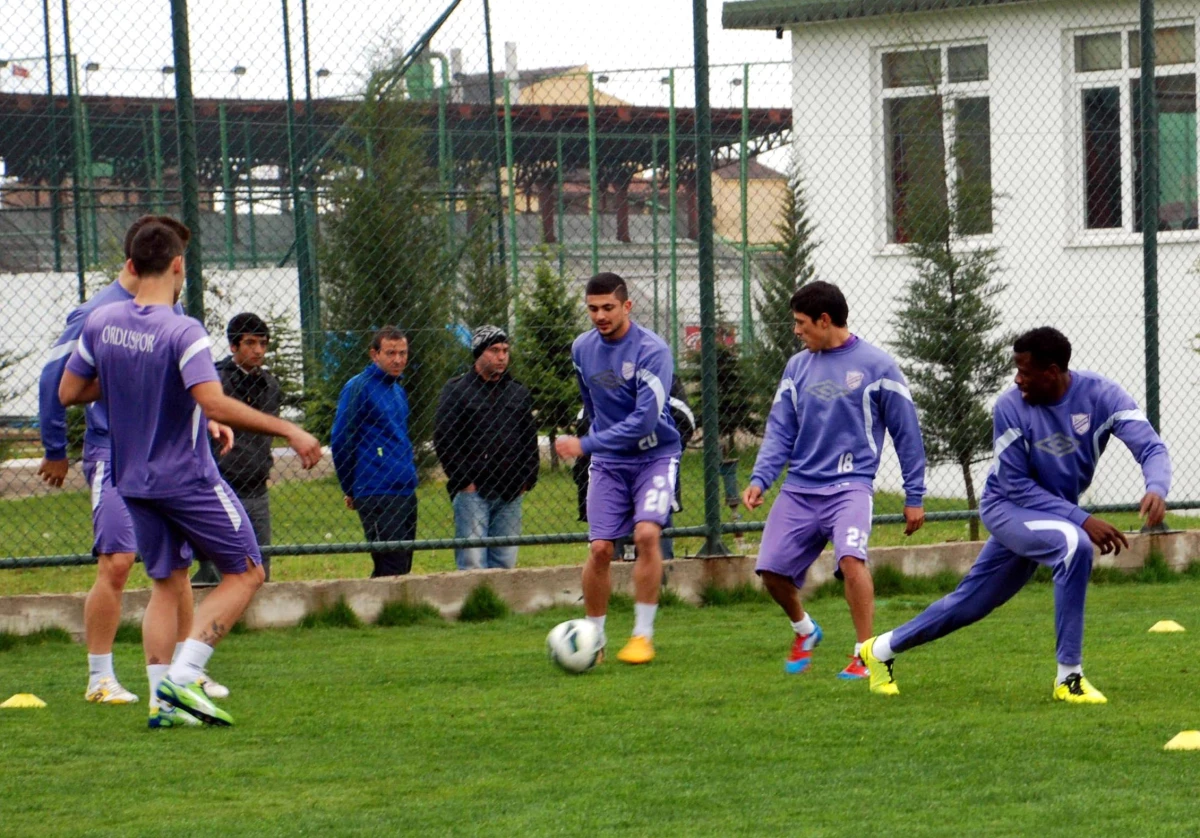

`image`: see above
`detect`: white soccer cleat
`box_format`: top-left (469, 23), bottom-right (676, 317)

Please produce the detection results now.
top-left (85, 676), bottom-right (140, 704)
top-left (198, 674), bottom-right (230, 700)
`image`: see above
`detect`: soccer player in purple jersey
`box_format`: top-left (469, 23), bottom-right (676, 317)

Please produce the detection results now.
top-left (861, 327), bottom-right (1171, 704)
top-left (60, 220), bottom-right (322, 728)
top-left (743, 282), bottom-right (927, 678)
top-left (555, 273), bottom-right (682, 665)
top-left (37, 215), bottom-right (233, 705)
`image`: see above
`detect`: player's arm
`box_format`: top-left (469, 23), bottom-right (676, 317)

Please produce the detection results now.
top-left (58, 326), bottom-right (102, 408)
top-left (579, 346), bottom-right (670, 456)
top-left (554, 350), bottom-right (594, 459)
top-left (190, 381), bottom-right (320, 468)
top-left (879, 368), bottom-right (927, 534)
top-left (743, 362), bottom-right (801, 510)
top-left (1105, 389), bottom-right (1171, 527)
top-left (38, 310), bottom-right (87, 483)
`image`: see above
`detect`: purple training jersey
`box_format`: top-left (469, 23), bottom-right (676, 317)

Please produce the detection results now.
top-left (983, 371), bottom-right (1171, 523)
top-left (750, 336), bottom-right (927, 506)
top-left (572, 321), bottom-right (682, 462)
top-left (66, 301), bottom-right (221, 498)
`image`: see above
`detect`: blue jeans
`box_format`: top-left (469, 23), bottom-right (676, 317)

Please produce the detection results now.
top-left (453, 491), bottom-right (523, 570)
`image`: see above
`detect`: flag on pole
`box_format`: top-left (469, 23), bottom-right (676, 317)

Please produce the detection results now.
top-left (12, 65), bottom-right (31, 78)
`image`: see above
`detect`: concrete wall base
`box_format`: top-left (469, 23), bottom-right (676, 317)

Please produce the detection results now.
top-left (1, 531), bottom-right (1196, 640)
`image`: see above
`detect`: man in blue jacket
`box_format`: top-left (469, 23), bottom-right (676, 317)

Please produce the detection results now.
top-left (331, 326), bottom-right (419, 577)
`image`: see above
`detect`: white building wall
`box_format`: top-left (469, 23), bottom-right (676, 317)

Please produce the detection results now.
top-left (789, 0), bottom-right (1200, 506)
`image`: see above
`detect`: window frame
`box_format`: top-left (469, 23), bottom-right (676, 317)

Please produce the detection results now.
top-left (876, 39), bottom-right (993, 248)
top-left (1068, 20), bottom-right (1198, 245)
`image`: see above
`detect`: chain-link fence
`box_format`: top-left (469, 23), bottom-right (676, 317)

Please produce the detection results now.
top-left (2, 0), bottom-right (1197, 573)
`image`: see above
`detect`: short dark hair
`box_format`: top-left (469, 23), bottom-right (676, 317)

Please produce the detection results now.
top-left (227, 312), bottom-right (270, 346)
top-left (370, 325), bottom-right (407, 352)
top-left (124, 215), bottom-right (190, 259)
top-left (129, 222), bottom-right (186, 277)
top-left (790, 281), bottom-right (848, 327)
top-left (585, 272), bottom-right (629, 301)
top-left (1013, 327), bottom-right (1072, 370)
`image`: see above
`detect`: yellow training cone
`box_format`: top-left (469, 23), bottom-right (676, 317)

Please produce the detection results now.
top-left (1164, 731), bottom-right (1200, 751)
top-left (0, 693), bottom-right (47, 709)
top-left (1149, 620), bottom-right (1186, 633)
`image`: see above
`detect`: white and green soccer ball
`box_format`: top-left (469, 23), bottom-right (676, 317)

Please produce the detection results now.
top-left (546, 619), bottom-right (603, 674)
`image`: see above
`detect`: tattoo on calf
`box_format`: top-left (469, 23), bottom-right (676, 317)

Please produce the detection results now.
top-left (198, 620), bottom-right (228, 645)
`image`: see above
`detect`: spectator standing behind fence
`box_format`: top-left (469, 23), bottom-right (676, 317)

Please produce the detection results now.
top-left (331, 327), bottom-right (418, 577)
top-left (434, 326), bottom-right (539, 570)
top-left (193, 313), bottom-right (282, 586)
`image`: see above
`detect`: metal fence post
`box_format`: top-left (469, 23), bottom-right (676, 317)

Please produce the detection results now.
top-left (587, 71), bottom-right (600, 276)
top-left (169, 0), bottom-right (205, 321)
top-left (1138, 0), bottom-right (1160, 430)
top-left (693, 0), bottom-right (728, 556)
top-left (60, 1), bottom-right (86, 302)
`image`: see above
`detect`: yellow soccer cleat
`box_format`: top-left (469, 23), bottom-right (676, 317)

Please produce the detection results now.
top-left (860, 636), bottom-right (899, 697)
top-left (85, 677), bottom-right (139, 705)
top-left (616, 635), bottom-right (655, 665)
top-left (1053, 673), bottom-right (1107, 705)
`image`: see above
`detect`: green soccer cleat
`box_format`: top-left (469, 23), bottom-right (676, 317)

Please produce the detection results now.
top-left (148, 703), bottom-right (202, 729)
top-left (1053, 673), bottom-right (1107, 705)
top-left (860, 636), bottom-right (899, 697)
top-left (157, 676), bottom-right (234, 726)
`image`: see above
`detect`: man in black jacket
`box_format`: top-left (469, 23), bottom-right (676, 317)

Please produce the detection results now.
top-left (434, 325), bottom-right (539, 570)
top-left (194, 312), bottom-right (282, 585)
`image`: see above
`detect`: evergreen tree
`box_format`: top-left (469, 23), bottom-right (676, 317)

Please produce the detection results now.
top-left (890, 127), bottom-right (1009, 539)
top-left (747, 163), bottom-right (820, 418)
top-left (456, 203), bottom-right (511, 332)
top-left (514, 260), bottom-right (585, 468)
top-left (310, 76), bottom-right (457, 467)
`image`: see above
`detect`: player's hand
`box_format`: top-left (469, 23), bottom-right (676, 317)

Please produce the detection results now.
top-left (37, 457), bottom-right (69, 488)
top-left (555, 436), bottom-right (584, 459)
top-left (1082, 515), bottom-right (1129, 555)
top-left (742, 484), bottom-right (764, 510)
top-left (903, 505), bottom-right (925, 536)
top-left (288, 428), bottom-right (322, 469)
top-left (208, 420), bottom-right (235, 455)
top-left (1139, 492), bottom-right (1166, 528)
top-left (344, 495), bottom-right (356, 511)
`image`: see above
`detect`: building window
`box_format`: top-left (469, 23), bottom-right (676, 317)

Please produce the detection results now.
top-left (1073, 24), bottom-right (1197, 233)
top-left (882, 43), bottom-right (992, 243)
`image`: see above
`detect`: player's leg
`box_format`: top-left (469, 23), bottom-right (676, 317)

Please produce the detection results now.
top-left (827, 486), bottom-right (875, 679)
top-left (754, 488), bottom-right (827, 673)
top-left (485, 494), bottom-right (522, 569)
top-left (982, 502), bottom-right (1102, 703)
top-left (81, 459), bottom-right (140, 704)
top-left (582, 459), bottom-right (633, 653)
top-left (862, 537), bottom-right (1034, 696)
top-left (156, 484), bottom-right (265, 725)
top-left (452, 490), bottom-right (488, 570)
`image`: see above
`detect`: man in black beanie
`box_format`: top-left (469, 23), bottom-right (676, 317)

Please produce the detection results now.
top-left (434, 325), bottom-right (539, 569)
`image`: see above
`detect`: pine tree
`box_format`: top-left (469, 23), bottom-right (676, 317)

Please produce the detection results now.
top-left (457, 203), bottom-right (511, 331)
top-left (514, 260), bottom-right (585, 468)
top-left (890, 133), bottom-right (1009, 539)
top-left (310, 77), bottom-right (457, 465)
top-left (748, 163), bottom-right (820, 418)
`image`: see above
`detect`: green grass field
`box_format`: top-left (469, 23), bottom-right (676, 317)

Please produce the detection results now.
top-left (2, 579), bottom-right (1198, 836)
top-left (3, 448), bottom-right (1194, 597)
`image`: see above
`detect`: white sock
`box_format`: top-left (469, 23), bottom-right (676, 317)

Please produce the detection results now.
top-left (87, 653), bottom-right (114, 685)
top-left (633, 602), bottom-right (658, 639)
top-left (872, 631), bottom-right (895, 661)
top-left (791, 614), bottom-right (815, 636)
top-left (146, 664), bottom-right (169, 711)
top-left (1057, 663), bottom-right (1082, 684)
top-left (173, 642), bottom-right (185, 663)
top-left (167, 639), bottom-right (214, 686)
top-left (586, 615), bottom-right (607, 647)
top-left (853, 642), bottom-right (863, 658)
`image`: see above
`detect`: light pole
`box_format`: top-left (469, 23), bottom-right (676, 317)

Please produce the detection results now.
top-left (83, 61), bottom-right (99, 95)
top-left (160, 64), bottom-right (174, 98)
top-left (315, 66), bottom-right (330, 98)
top-left (231, 64), bottom-right (246, 98)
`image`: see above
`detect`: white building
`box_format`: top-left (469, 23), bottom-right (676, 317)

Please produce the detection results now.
top-left (724, 0), bottom-right (1200, 506)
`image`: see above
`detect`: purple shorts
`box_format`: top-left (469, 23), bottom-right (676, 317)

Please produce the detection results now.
top-left (755, 484), bottom-right (873, 588)
top-left (124, 480), bottom-right (262, 580)
top-left (587, 455), bottom-right (679, 542)
top-left (83, 458), bottom-right (139, 557)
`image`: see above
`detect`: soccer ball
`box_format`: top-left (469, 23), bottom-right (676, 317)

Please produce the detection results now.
top-left (546, 619), bottom-right (604, 674)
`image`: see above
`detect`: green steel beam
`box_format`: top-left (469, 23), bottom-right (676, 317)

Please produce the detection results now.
top-left (504, 79), bottom-right (520, 311)
top-left (739, 63), bottom-right (752, 345)
top-left (243, 119), bottom-right (257, 267)
top-left (219, 103), bottom-right (235, 269)
top-left (61, 5), bottom-right (86, 302)
top-left (170, 0), bottom-right (205, 321)
top-left (587, 72), bottom-right (600, 275)
top-left (668, 69), bottom-right (679, 359)
top-left (1139, 0), bottom-right (1160, 431)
